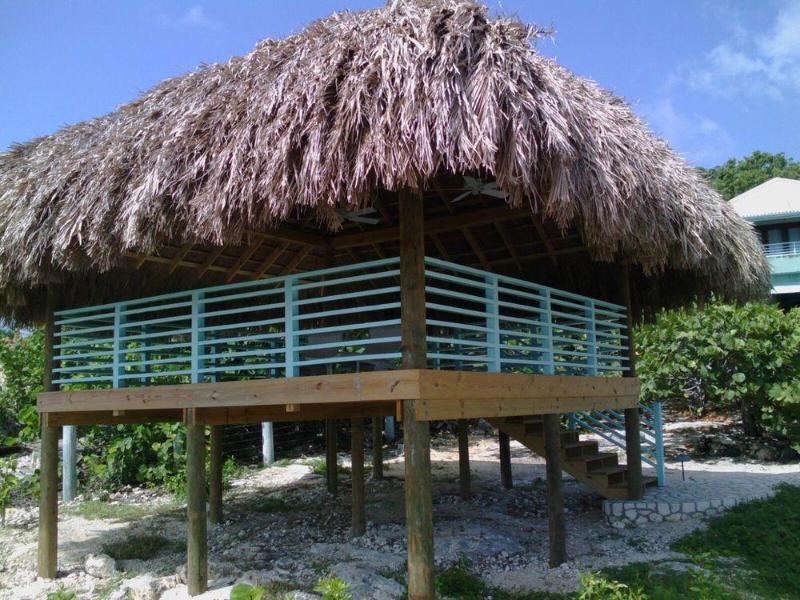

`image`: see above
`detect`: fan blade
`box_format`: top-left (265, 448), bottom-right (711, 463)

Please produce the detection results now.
top-left (451, 190), bottom-right (472, 203)
top-left (347, 215), bottom-right (381, 225)
top-left (482, 189), bottom-right (507, 199)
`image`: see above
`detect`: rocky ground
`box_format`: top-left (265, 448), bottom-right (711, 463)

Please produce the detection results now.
top-left (1, 420), bottom-right (799, 599)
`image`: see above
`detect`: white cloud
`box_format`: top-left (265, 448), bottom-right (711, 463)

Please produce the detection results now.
top-left (640, 98), bottom-right (735, 165)
top-left (674, 0), bottom-right (800, 101)
top-left (157, 6), bottom-right (221, 31)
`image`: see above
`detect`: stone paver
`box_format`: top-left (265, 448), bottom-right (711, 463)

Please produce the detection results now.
top-left (604, 463), bottom-right (800, 527)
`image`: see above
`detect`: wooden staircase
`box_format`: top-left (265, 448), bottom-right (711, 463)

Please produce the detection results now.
top-left (489, 415), bottom-right (658, 500)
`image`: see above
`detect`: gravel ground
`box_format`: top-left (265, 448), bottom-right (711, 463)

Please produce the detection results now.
top-left (1, 423), bottom-right (798, 599)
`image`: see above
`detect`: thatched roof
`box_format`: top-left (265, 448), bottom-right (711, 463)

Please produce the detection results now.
top-left (0, 0), bottom-right (769, 321)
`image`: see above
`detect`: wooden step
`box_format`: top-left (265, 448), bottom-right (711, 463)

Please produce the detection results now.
top-left (567, 452), bottom-right (619, 470)
top-left (562, 440), bottom-right (599, 458)
top-left (587, 465), bottom-right (629, 485)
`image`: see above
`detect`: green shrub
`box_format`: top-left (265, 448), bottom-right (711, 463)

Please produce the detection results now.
top-left (229, 583), bottom-right (266, 600)
top-left (314, 576), bottom-right (352, 600)
top-left (435, 558), bottom-right (485, 599)
top-left (0, 328), bottom-right (44, 442)
top-left (637, 300), bottom-right (800, 438)
top-left (577, 572), bottom-right (646, 600)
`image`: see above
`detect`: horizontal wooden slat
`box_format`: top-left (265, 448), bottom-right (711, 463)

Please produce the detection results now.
top-left (416, 371), bottom-right (640, 402)
top-left (38, 370), bottom-right (423, 413)
top-left (415, 394), bottom-right (639, 421)
top-left (44, 409), bottom-right (182, 426)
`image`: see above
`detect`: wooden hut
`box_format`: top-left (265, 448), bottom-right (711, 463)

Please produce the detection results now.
top-left (0, 1), bottom-right (768, 598)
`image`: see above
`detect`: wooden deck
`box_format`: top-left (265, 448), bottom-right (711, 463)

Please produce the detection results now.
top-left (38, 369), bottom-right (640, 425)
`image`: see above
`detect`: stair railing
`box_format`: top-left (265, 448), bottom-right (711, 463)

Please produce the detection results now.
top-left (570, 402), bottom-right (665, 486)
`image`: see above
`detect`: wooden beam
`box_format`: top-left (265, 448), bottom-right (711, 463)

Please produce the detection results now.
top-left (38, 288), bottom-right (58, 579)
top-left (197, 246), bottom-right (226, 279)
top-left (186, 423), bottom-right (208, 595)
top-left (45, 409), bottom-right (182, 426)
top-left (499, 431), bottom-right (513, 489)
top-left (372, 416), bottom-right (383, 481)
top-left (38, 371), bottom-right (421, 413)
top-left (169, 243), bottom-right (194, 275)
top-left (332, 205), bottom-right (529, 249)
top-left (531, 215), bottom-right (558, 265)
top-left (326, 419), bottom-right (338, 495)
top-left (351, 417), bottom-right (366, 537)
top-left (209, 425), bottom-right (224, 524)
top-left (461, 227), bottom-right (492, 271)
top-left (399, 188), bottom-right (435, 600)
top-left (495, 223), bottom-right (524, 274)
top-left (280, 246), bottom-right (312, 275)
top-left (252, 242), bottom-right (289, 279)
top-left (543, 413), bottom-right (566, 566)
top-left (416, 371), bottom-right (640, 402)
top-left (39, 371), bottom-right (639, 418)
top-left (417, 394), bottom-right (638, 421)
top-left (619, 263), bottom-right (643, 500)
top-left (457, 419), bottom-right (470, 500)
top-left (225, 240), bottom-right (263, 282)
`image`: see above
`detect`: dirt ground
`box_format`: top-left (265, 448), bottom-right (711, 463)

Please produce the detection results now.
top-left (1, 424), bottom-right (798, 599)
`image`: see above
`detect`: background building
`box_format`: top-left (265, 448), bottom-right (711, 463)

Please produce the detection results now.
top-left (732, 177), bottom-right (800, 309)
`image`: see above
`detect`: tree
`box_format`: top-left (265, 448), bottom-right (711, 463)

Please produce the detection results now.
top-left (701, 151), bottom-right (800, 200)
top-left (0, 329), bottom-right (44, 442)
top-left (636, 300), bottom-right (800, 438)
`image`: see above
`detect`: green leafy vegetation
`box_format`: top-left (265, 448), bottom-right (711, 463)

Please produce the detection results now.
top-left (701, 151), bottom-right (800, 200)
top-left (435, 558), bottom-right (486, 599)
top-left (637, 300), bottom-right (800, 439)
top-left (305, 456), bottom-right (351, 477)
top-left (314, 576), bottom-right (352, 600)
top-left (45, 587), bottom-right (77, 600)
top-left (230, 583), bottom-right (267, 600)
top-left (101, 533), bottom-right (183, 561)
top-left (0, 329), bottom-right (44, 443)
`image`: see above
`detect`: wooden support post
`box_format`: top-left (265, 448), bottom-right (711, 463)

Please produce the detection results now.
top-left (619, 264), bottom-right (643, 501)
top-left (186, 423), bottom-right (208, 596)
top-left (400, 188), bottom-right (435, 600)
top-left (209, 425), bottom-right (223, 524)
top-left (351, 417), bottom-right (366, 537)
top-left (499, 430), bottom-right (513, 489)
top-left (38, 288), bottom-right (58, 579)
top-left (372, 416), bottom-right (383, 480)
top-left (543, 413), bottom-right (567, 567)
top-left (325, 419), bottom-right (338, 495)
top-left (457, 420), bottom-right (471, 500)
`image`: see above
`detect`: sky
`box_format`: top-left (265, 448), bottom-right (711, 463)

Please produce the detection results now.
top-left (0, 0), bottom-right (798, 168)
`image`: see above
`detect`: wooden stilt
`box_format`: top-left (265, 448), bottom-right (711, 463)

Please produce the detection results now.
top-left (209, 425), bottom-right (223, 524)
top-left (499, 430), bottom-right (513, 489)
top-left (325, 419), bottom-right (338, 495)
top-left (371, 416), bottom-right (384, 480)
top-left (38, 420), bottom-right (59, 578)
top-left (543, 413), bottom-right (567, 567)
top-left (351, 417), bottom-right (366, 536)
top-left (457, 420), bottom-right (471, 500)
top-left (619, 264), bottom-right (643, 500)
top-left (38, 288), bottom-right (58, 579)
top-left (400, 189), bottom-right (435, 600)
top-left (186, 423), bottom-right (208, 596)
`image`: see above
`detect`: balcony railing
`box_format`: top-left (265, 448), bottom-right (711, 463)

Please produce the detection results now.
top-left (52, 257), bottom-right (629, 387)
top-left (52, 256), bottom-right (664, 486)
top-left (763, 241), bottom-right (800, 258)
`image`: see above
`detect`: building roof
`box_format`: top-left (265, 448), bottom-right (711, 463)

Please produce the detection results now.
top-left (731, 177), bottom-right (800, 222)
top-left (0, 0), bottom-right (769, 321)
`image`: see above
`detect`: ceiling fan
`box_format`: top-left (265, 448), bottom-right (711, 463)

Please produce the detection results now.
top-left (452, 176), bottom-right (507, 203)
top-left (334, 207), bottom-right (381, 226)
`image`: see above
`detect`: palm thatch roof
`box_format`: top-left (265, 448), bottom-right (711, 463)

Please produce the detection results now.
top-left (0, 0), bottom-right (769, 321)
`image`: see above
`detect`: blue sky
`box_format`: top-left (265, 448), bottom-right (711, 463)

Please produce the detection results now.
top-left (1, 1), bottom-right (798, 167)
